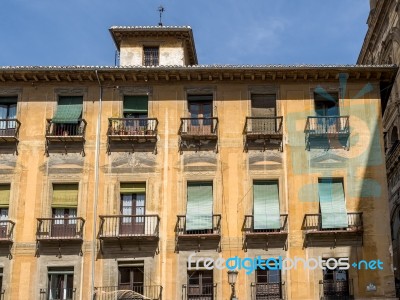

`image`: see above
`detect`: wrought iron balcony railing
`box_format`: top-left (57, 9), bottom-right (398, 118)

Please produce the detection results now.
top-left (179, 118), bottom-right (218, 138)
top-left (107, 118), bottom-right (158, 138)
top-left (45, 119), bottom-right (87, 139)
top-left (182, 283), bottom-right (217, 300)
top-left (319, 279), bottom-right (353, 299)
top-left (0, 220), bottom-right (15, 242)
top-left (94, 285), bottom-right (163, 300)
top-left (251, 282), bottom-right (285, 300)
top-left (176, 215), bottom-right (221, 236)
top-left (36, 217), bottom-right (85, 241)
top-left (0, 119), bottom-right (21, 141)
top-left (39, 288), bottom-right (76, 300)
top-left (244, 116), bottom-right (283, 137)
top-left (243, 214), bottom-right (288, 235)
top-left (98, 215), bottom-right (160, 239)
top-left (304, 116), bottom-right (350, 136)
top-left (302, 213), bottom-right (363, 233)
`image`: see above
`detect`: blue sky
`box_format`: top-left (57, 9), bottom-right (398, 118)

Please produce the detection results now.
top-left (0, 0), bottom-right (369, 66)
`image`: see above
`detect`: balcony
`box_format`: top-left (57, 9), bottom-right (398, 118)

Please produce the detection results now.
top-left (94, 285), bottom-right (163, 300)
top-left (178, 118), bottom-right (218, 152)
top-left (98, 215), bottom-right (160, 253)
top-left (107, 118), bottom-right (158, 154)
top-left (302, 213), bottom-right (363, 248)
top-left (0, 119), bottom-right (21, 154)
top-left (45, 119), bottom-right (87, 156)
top-left (175, 215), bottom-right (221, 252)
top-left (182, 283), bottom-right (217, 300)
top-left (319, 279), bottom-right (353, 300)
top-left (243, 214), bottom-right (288, 251)
top-left (251, 282), bottom-right (285, 300)
top-left (304, 116), bottom-right (350, 150)
top-left (39, 288), bottom-right (76, 300)
top-left (0, 220), bottom-right (15, 243)
top-left (36, 217), bottom-right (85, 256)
top-left (244, 116), bottom-right (283, 151)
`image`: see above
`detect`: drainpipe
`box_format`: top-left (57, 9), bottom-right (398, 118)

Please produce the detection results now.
top-left (90, 70), bottom-right (103, 299)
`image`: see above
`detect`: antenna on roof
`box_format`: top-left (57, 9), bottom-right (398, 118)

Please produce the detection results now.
top-left (158, 5), bottom-right (165, 26)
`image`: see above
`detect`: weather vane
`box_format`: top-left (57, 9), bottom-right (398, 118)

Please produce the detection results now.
top-left (158, 5), bottom-right (165, 26)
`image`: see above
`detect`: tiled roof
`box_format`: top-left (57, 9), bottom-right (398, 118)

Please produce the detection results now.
top-left (110, 25), bottom-right (192, 29)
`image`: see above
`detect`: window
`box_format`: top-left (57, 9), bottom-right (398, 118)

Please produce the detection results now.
top-left (0, 97), bottom-right (17, 134)
top-left (186, 182), bottom-right (213, 233)
top-left (120, 183), bottom-right (146, 235)
top-left (318, 178), bottom-right (347, 229)
top-left (143, 47), bottom-right (159, 66)
top-left (255, 262), bottom-right (282, 299)
top-left (118, 263), bottom-right (144, 294)
top-left (51, 96), bottom-right (83, 136)
top-left (251, 94), bottom-right (276, 117)
top-left (322, 259), bottom-right (350, 297)
top-left (47, 267), bottom-right (74, 300)
top-left (51, 184), bottom-right (79, 237)
top-left (253, 181), bottom-right (280, 230)
top-left (123, 96), bottom-right (148, 118)
top-left (0, 185), bottom-right (10, 239)
top-left (187, 269), bottom-right (214, 299)
top-left (187, 95), bottom-right (213, 132)
top-left (314, 92), bottom-right (339, 116)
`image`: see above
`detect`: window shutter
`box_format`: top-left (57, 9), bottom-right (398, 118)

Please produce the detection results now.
top-left (120, 183), bottom-right (146, 194)
top-left (318, 179), bottom-right (348, 229)
top-left (187, 95), bottom-right (213, 102)
top-left (253, 181), bottom-right (280, 229)
top-left (251, 94), bottom-right (276, 117)
top-left (52, 184), bottom-right (79, 208)
top-left (52, 96), bottom-right (83, 124)
top-left (186, 182), bottom-right (213, 231)
top-left (0, 185), bottom-right (10, 208)
top-left (123, 96), bottom-right (148, 114)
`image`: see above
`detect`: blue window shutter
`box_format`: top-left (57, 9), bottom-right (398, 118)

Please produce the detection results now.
top-left (319, 179), bottom-right (348, 229)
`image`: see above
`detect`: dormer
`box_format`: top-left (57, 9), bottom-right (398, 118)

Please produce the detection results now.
top-left (109, 26), bottom-right (198, 66)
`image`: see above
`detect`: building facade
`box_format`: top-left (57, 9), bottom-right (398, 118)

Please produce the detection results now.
top-left (0, 25), bottom-right (396, 299)
top-left (358, 0), bottom-right (400, 294)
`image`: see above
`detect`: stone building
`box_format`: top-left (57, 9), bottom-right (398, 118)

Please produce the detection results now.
top-left (358, 0), bottom-right (400, 294)
top-left (0, 25), bottom-right (397, 299)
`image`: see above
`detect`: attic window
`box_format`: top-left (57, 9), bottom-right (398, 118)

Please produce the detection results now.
top-left (144, 47), bottom-right (159, 66)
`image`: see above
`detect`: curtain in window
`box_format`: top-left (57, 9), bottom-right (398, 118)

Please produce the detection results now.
top-left (186, 182), bottom-right (213, 231)
top-left (253, 181), bottom-right (281, 230)
top-left (122, 194), bottom-right (133, 223)
top-left (319, 179), bottom-right (348, 229)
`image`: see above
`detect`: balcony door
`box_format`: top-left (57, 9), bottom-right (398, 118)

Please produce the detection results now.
top-left (251, 94), bottom-right (277, 133)
top-left (0, 208), bottom-right (8, 239)
top-left (255, 268), bottom-right (282, 299)
top-left (118, 266), bottom-right (144, 297)
top-left (322, 266), bottom-right (350, 298)
top-left (48, 268), bottom-right (74, 300)
top-left (187, 270), bottom-right (213, 300)
top-left (188, 95), bottom-right (213, 134)
top-left (120, 191), bottom-right (145, 235)
top-left (0, 97), bottom-right (17, 135)
top-left (51, 208), bottom-right (77, 238)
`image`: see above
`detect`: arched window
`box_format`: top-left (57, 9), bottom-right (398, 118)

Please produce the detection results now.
top-left (391, 126), bottom-right (399, 144)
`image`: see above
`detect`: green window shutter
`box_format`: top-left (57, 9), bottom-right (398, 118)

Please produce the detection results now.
top-left (52, 184), bottom-right (79, 208)
top-left (318, 179), bottom-right (348, 229)
top-left (120, 183), bottom-right (146, 194)
top-left (253, 181), bottom-right (280, 229)
top-left (52, 96), bottom-right (83, 124)
top-left (0, 185), bottom-right (10, 208)
top-left (123, 96), bottom-right (148, 114)
top-left (186, 182), bottom-right (213, 231)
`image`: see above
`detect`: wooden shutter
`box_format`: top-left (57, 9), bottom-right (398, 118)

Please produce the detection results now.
top-left (0, 185), bottom-right (10, 208)
top-left (120, 183), bottom-right (146, 194)
top-left (123, 96), bottom-right (148, 114)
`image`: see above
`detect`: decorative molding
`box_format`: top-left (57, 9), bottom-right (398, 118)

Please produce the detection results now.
top-left (184, 86), bottom-right (215, 94)
top-left (248, 85), bottom-right (278, 94)
top-left (118, 86), bottom-right (153, 96)
top-left (0, 88), bottom-right (22, 96)
top-left (54, 87), bottom-right (88, 95)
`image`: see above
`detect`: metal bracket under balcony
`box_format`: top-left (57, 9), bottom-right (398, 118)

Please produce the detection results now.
top-left (178, 118), bottom-right (218, 152)
top-left (251, 282), bottom-right (285, 300)
top-left (35, 217), bottom-right (85, 257)
top-left (0, 220), bottom-right (15, 259)
top-left (107, 118), bottom-right (158, 154)
top-left (304, 116), bottom-right (350, 150)
top-left (243, 214), bottom-right (288, 251)
top-left (0, 119), bottom-right (21, 155)
top-left (175, 215), bottom-right (221, 252)
top-left (302, 213), bottom-right (363, 248)
top-left (45, 119), bottom-right (87, 156)
top-left (98, 214), bottom-right (160, 254)
top-left (182, 283), bottom-right (217, 300)
top-left (244, 116), bottom-right (283, 151)
top-left (94, 285), bottom-right (163, 300)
